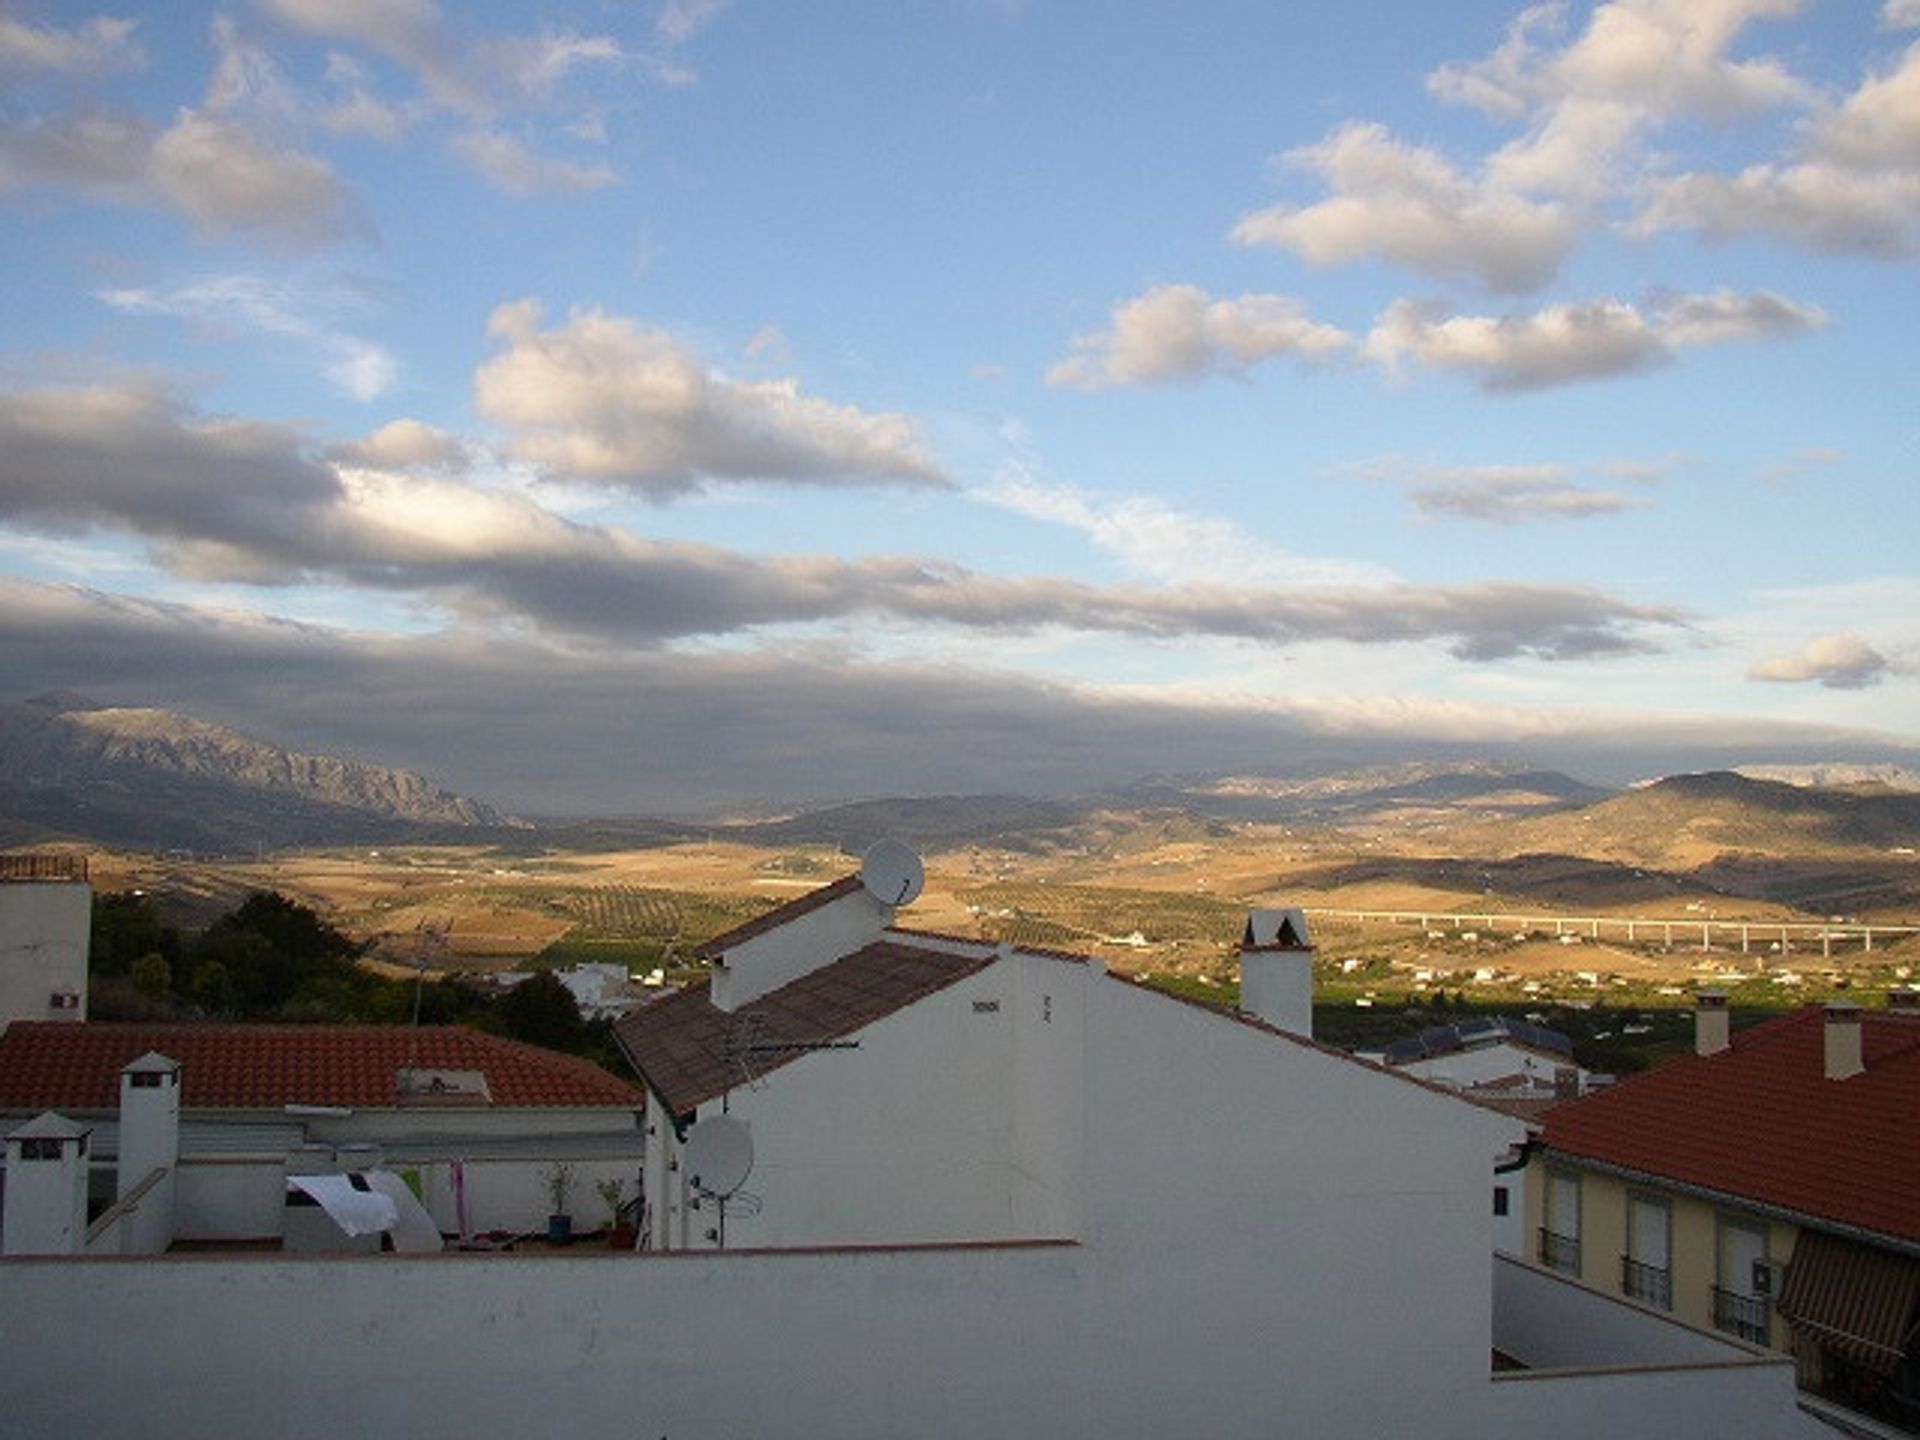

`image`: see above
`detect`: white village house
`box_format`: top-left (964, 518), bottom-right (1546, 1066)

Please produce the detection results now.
top-left (0, 1022), bottom-right (647, 1248)
top-left (0, 852), bottom-right (1820, 1438)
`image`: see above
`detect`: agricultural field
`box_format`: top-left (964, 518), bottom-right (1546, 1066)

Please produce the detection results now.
top-left (80, 826), bottom-right (1919, 1018)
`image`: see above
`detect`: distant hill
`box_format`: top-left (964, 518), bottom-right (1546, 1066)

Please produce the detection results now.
top-left (0, 693), bottom-right (521, 853)
top-left (1114, 761), bottom-right (1611, 825)
top-left (737, 794), bottom-right (1088, 853)
top-left (1452, 770), bottom-right (1920, 867)
top-left (1733, 763), bottom-right (1920, 794)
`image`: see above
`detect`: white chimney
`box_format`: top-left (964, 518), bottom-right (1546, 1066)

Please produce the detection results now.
top-left (2, 1112), bottom-right (92, 1255)
top-left (1240, 908), bottom-right (1314, 1038)
top-left (118, 1051), bottom-right (181, 1253)
top-left (1824, 1000), bottom-right (1864, 1081)
top-left (1694, 989), bottom-right (1731, 1056)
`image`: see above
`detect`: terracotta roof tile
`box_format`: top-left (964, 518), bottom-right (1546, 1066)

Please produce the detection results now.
top-left (1541, 1007), bottom-right (1920, 1244)
top-left (0, 1024), bottom-right (642, 1111)
top-left (615, 940), bottom-right (993, 1117)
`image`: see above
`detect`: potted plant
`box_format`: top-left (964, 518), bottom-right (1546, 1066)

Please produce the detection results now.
top-left (598, 1177), bottom-right (637, 1250)
top-left (544, 1161), bottom-right (574, 1245)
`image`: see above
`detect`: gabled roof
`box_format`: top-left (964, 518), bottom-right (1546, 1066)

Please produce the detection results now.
top-left (1541, 1007), bottom-right (1920, 1245)
top-left (0, 1024), bottom-right (642, 1112)
top-left (1383, 1016), bottom-right (1574, 1067)
top-left (694, 874), bottom-right (865, 960)
top-left (614, 939), bottom-right (994, 1117)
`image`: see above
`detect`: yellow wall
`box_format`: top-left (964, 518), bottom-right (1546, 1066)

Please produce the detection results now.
top-left (1523, 1154), bottom-right (1800, 1351)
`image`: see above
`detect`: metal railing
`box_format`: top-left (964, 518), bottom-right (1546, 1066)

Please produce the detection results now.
top-left (1538, 1227), bottom-right (1580, 1275)
top-left (1620, 1255), bottom-right (1672, 1309)
top-left (0, 852), bottom-right (89, 882)
top-left (1712, 1286), bottom-right (1770, 1344)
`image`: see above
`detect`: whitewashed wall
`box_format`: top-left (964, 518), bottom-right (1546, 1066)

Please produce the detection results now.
top-left (0, 1237), bottom-right (1812, 1440)
top-left (0, 881), bottom-right (90, 1025)
top-left (0, 964), bottom-right (1816, 1438)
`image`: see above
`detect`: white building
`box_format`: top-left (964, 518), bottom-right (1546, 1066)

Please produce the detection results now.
top-left (0, 854), bottom-right (90, 1026)
top-left (0, 1022), bottom-right (645, 1246)
top-left (0, 863), bottom-right (1819, 1439)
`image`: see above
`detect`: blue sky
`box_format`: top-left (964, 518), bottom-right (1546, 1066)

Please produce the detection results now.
top-left (1, 0), bottom-right (1916, 815)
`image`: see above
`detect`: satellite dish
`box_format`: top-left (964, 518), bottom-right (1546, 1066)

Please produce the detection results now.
top-left (860, 839), bottom-right (924, 907)
top-left (682, 1114), bottom-right (753, 1198)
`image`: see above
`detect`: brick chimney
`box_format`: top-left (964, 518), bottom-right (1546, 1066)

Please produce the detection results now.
top-left (1824, 1000), bottom-right (1864, 1081)
top-left (1694, 989), bottom-right (1730, 1057)
top-left (1240, 907), bottom-right (1314, 1038)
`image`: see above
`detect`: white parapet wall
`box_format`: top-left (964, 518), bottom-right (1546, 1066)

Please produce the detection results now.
top-left (0, 878), bottom-right (91, 1025)
top-left (0, 1243), bottom-right (1820, 1440)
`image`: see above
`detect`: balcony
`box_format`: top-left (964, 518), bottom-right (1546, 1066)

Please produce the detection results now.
top-left (1538, 1226), bottom-right (1579, 1274)
top-left (1712, 1285), bottom-right (1770, 1344)
top-left (1621, 1254), bottom-right (1672, 1310)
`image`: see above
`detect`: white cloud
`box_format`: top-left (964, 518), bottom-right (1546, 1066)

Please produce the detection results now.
top-left (329, 419), bottom-right (471, 472)
top-left (977, 477), bottom-right (1393, 588)
top-left (1634, 42), bottom-right (1920, 254)
top-left (1379, 462), bottom-right (1648, 523)
top-left (1749, 633), bottom-right (1892, 689)
top-left (452, 130), bottom-right (616, 195)
top-left (98, 274), bottom-right (396, 401)
top-left (1889, 0), bottom-right (1920, 27)
top-left (0, 11), bottom-right (139, 71)
top-left (150, 110), bottom-right (359, 247)
top-left (473, 299), bottom-right (949, 495)
top-left (1047, 284), bottom-right (1350, 389)
top-left (1366, 289), bottom-right (1822, 391)
top-left (1230, 123), bottom-right (1577, 294)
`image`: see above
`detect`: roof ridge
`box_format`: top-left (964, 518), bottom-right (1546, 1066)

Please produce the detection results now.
top-left (694, 872), bottom-right (865, 958)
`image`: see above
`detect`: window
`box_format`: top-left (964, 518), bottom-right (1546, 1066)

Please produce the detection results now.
top-left (1714, 1216), bottom-right (1772, 1344)
top-left (1623, 1192), bottom-right (1673, 1309)
top-left (1493, 1185), bottom-right (1510, 1218)
top-left (1540, 1169), bottom-right (1581, 1275)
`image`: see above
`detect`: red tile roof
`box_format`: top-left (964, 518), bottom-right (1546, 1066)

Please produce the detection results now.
top-left (1541, 1008), bottom-right (1920, 1244)
top-left (0, 1024), bottom-right (642, 1112)
top-left (695, 874), bottom-right (866, 959)
top-left (615, 940), bottom-right (994, 1117)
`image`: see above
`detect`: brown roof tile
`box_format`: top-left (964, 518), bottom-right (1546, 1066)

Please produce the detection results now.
top-left (1542, 1007), bottom-right (1920, 1244)
top-left (0, 1024), bottom-right (642, 1111)
top-left (615, 940), bottom-right (993, 1117)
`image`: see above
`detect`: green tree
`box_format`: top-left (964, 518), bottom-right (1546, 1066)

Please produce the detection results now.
top-left (131, 952), bottom-right (172, 1000)
top-left (495, 971), bottom-right (588, 1051)
top-left (91, 892), bottom-right (180, 978)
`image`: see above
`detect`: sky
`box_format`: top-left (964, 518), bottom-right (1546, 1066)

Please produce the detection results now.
top-left (0, 0), bottom-right (1917, 817)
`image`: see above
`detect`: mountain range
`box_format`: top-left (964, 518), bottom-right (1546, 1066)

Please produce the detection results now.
top-left (4, 695), bottom-right (1919, 885)
top-left (0, 693), bottom-right (518, 853)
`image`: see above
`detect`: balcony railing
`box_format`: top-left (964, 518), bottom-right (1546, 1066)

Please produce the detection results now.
top-left (1538, 1226), bottom-right (1580, 1274)
top-left (1621, 1255), bottom-right (1673, 1310)
top-left (1712, 1286), bottom-right (1770, 1344)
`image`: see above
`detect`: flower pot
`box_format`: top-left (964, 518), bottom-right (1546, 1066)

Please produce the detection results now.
top-left (547, 1213), bottom-right (573, 1245)
top-left (608, 1221), bottom-right (637, 1250)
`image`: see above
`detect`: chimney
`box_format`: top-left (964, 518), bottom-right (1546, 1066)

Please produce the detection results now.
top-left (1824, 1000), bottom-right (1864, 1081)
top-left (2, 1112), bottom-right (92, 1255)
top-left (118, 1051), bottom-right (181, 1253)
top-left (1240, 907), bottom-right (1314, 1038)
top-left (1695, 989), bottom-right (1730, 1057)
top-left (1888, 988), bottom-right (1919, 1016)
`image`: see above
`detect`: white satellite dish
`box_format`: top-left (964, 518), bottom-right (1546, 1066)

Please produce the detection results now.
top-left (860, 839), bottom-right (924, 907)
top-left (682, 1114), bottom-right (753, 1198)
